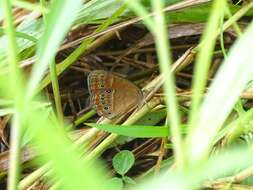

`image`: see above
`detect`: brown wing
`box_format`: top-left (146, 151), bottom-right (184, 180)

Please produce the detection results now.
top-left (87, 70), bottom-right (115, 118)
top-left (89, 89), bottom-right (116, 118)
top-left (87, 70), bottom-right (113, 92)
top-left (87, 70), bottom-right (143, 119)
top-left (109, 74), bottom-right (143, 118)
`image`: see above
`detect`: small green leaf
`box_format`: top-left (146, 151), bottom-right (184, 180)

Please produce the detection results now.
top-left (122, 176), bottom-right (136, 185)
top-left (104, 177), bottom-right (123, 190)
top-left (112, 150), bottom-right (135, 176)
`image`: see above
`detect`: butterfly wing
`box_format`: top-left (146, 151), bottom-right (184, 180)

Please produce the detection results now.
top-left (87, 70), bottom-right (143, 119)
top-left (110, 75), bottom-right (143, 118)
top-left (87, 70), bottom-right (113, 92)
top-left (87, 70), bottom-right (116, 119)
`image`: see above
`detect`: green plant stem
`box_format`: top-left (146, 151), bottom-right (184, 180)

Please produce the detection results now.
top-left (151, 0), bottom-right (184, 168)
top-left (220, 13), bottom-right (227, 58)
top-left (74, 109), bottom-right (96, 126)
top-left (186, 0), bottom-right (253, 165)
top-left (0, 0), bottom-right (25, 189)
top-left (188, 0), bottom-right (226, 128)
top-left (224, 6), bottom-right (242, 36)
top-left (40, 0), bottom-right (64, 123)
top-left (8, 115), bottom-right (22, 190)
top-left (222, 2), bottom-right (253, 32)
top-left (49, 60), bottom-right (64, 123)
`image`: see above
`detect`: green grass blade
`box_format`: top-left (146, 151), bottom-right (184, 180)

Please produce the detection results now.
top-left (26, 0), bottom-right (83, 100)
top-left (125, 0), bottom-right (184, 168)
top-left (151, 0), bottom-right (183, 168)
top-left (37, 3), bottom-right (127, 92)
top-left (26, 108), bottom-right (107, 190)
top-left (188, 0), bottom-right (226, 129)
top-left (0, 0), bottom-right (25, 189)
top-left (186, 19), bottom-right (253, 164)
top-left (134, 147), bottom-right (253, 190)
top-left (40, 0), bottom-right (64, 122)
top-left (86, 123), bottom-right (170, 138)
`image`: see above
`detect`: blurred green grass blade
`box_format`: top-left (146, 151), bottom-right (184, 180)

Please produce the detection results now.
top-left (0, 1), bottom-right (23, 99)
top-left (151, 0), bottom-right (183, 167)
top-left (26, 0), bottom-right (83, 100)
top-left (28, 109), bottom-right (106, 190)
top-left (126, 0), bottom-right (184, 168)
top-left (86, 123), bottom-right (170, 137)
top-left (186, 19), bottom-right (253, 164)
top-left (37, 3), bottom-right (127, 92)
top-left (0, 1), bottom-right (25, 189)
top-left (40, 0), bottom-right (64, 123)
top-left (188, 0), bottom-right (226, 128)
top-left (202, 148), bottom-right (253, 182)
top-left (134, 147), bottom-right (253, 190)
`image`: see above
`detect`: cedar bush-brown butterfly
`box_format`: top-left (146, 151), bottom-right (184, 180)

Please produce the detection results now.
top-left (87, 70), bottom-right (143, 119)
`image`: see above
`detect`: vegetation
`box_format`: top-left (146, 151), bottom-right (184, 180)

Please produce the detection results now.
top-left (0, 0), bottom-right (253, 189)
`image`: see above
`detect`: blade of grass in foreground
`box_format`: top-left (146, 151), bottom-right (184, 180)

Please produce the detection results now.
top-left (26, 0), bottom-right (83, 100)
top-left (40, 0), bottom-right (64, 122)
top-left (188, 0), bottom-right (226, 129)
top-left (2, 0), bottom-right (83, 189)
top-left (125, 0), bottom-right (184, 169)
top-left (133, 147), bottom-right (253, 190)
top-left (151, 0), bottom-right (183, 168)
top-left (0, 0), bottom-right (25, 189)
top-left (186, 18), bottom-right (253, 164)
top-left (25, 106), bottom-right (108, 190)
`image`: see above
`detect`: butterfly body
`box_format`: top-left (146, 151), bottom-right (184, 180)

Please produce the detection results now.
top-left (87, 70), bottom-right (143, 119)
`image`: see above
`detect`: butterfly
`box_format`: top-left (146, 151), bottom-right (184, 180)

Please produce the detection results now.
top-left (87, 70), bottom-right (143, 119)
